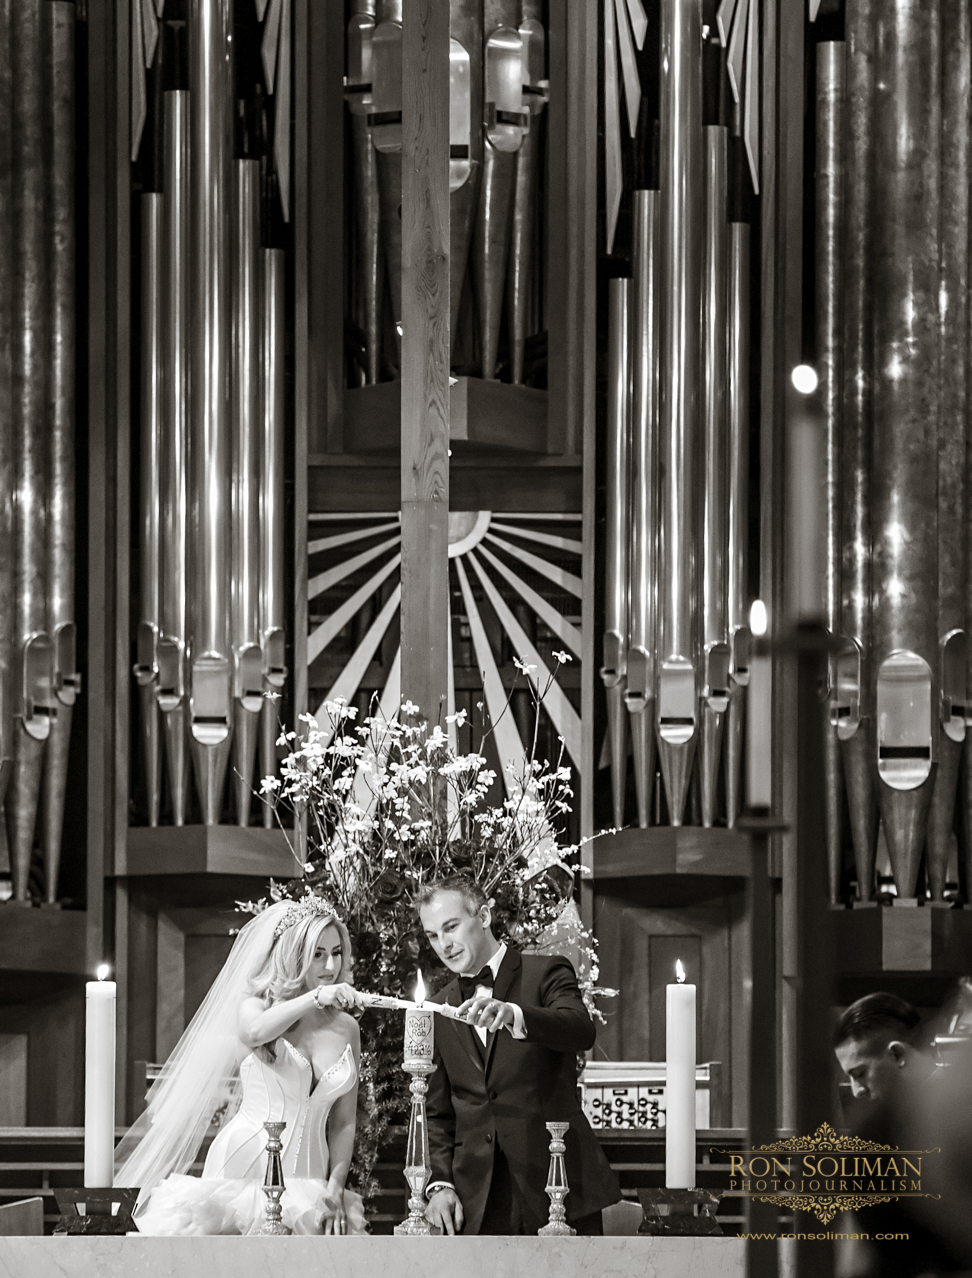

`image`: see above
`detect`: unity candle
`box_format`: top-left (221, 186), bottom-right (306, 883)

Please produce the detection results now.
top-left (665, 960), bottom-right (696, 1189)
top-left (403, 970), bottom-right (434, 1071)
top-left (84, 965), bottom-right (116, 1187)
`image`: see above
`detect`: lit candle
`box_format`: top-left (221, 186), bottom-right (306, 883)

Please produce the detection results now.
top-left (747, 600), bottom-right (772, 810)
top-left (665, 960), bottom-right (696, 1189)
top-left (85, 964), bottom-right (116, 1187)
top-left (403, 970), bottom-right (434, 1071)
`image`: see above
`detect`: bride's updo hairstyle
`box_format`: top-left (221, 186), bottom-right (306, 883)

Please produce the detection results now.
top-left (247, 909), bottom-right (353, 1061)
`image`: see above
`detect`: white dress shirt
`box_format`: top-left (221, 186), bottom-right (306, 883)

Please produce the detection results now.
top-left (470, 942), bottom-right (526, 1044)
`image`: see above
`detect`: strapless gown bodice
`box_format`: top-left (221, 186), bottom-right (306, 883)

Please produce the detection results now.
top-left (135, 1040), bottom-right (366, 1235)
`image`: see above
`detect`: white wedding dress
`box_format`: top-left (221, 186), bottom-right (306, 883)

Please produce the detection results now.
top-left (134, 1040), bottom-right (367, 1235)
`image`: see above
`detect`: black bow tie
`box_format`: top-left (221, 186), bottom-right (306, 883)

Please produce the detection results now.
top-left (458, 966), bottom-right (494, 999)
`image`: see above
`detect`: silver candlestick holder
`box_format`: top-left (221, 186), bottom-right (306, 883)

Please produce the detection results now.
top-left (259, 1120), bottom-right (292, 1235)
top-left (538, 1121), bottom-right (576, 1236)
top-left (394, 1060), bottom-right (442, 1236)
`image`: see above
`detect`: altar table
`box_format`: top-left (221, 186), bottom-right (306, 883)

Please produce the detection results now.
top-left (0, 1236), bottom-right (745, 1278)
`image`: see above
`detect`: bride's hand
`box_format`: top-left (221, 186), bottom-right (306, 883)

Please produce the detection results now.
top-left (313, 982), bottom-right (365, 1012)
top-left (321, 1183), bottom-right (348, 1235)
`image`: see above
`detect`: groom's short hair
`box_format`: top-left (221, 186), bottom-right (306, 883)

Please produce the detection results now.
top-left (413, 874), bottom-right (488, 917)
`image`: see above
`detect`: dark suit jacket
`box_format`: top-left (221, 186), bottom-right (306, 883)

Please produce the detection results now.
top-left (426, 946), bottom-right (620, 1235)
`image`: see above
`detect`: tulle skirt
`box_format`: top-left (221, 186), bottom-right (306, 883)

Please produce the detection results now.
top-left (133, 1172), bottom-right (368, 1236)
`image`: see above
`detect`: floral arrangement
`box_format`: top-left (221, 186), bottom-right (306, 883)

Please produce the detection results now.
top-left (241, 656), bottom-right (614, 1216)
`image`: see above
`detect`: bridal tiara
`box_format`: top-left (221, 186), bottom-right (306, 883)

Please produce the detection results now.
top-left (272, 894), bottom-right (341, 940)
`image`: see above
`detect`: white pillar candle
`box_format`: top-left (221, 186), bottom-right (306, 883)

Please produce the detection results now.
top-left (403, 970), bottom-right (434, 1070)
top-left (665, 963), bottom-right (696, 1189)
top-left (84, 968), bottom-right (116, 1187)
top-left (747, 600), bottom-right (772, 809)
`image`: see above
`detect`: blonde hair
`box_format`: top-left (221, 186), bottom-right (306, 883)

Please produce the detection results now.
top-left (247, 912), bottom-right (353, 1060)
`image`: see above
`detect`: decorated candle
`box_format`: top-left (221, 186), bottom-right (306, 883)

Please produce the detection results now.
top-left (84, 965), bottom-right (116, 1187)
top-left (665, 960), bottom-right (696, 1189)
top-left (403, 970), bottom-right (434, 1070)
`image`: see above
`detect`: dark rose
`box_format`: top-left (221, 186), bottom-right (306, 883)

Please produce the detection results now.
top-left (449, 848), bottom-right (473, 870)
top-left (374, 870), bottom-right (405, 902)
top-left (356, 930), bottom-right (380, 958)
top-left (405, 937), bottom-right (421, 960)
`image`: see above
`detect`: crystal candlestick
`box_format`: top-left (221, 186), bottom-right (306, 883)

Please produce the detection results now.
top-left (538, 1121), bottom-right (576, 1236)
top-left (394, 1060), bottom-right (441, 1236)
top-left (259, 1121), bottom-right (291, 1235)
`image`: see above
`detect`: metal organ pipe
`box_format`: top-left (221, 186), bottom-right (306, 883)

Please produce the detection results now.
top-left (699, 127), bottom-right (729, 830)
top-left (815, 42), bottom-right (845, 904)
top-left (373, 1), bottom-right (404, 345)
top-left (929, 0), bottom-right (970, 905)
top-left (9, 0), bottom-right (55, 901)
top-left (473, 0), bottom-right (524, 379)
top-left (260, 248), bottom-right (287, 824)
top-left (0, 0), bottom-right (13, 841)
top-left (231, 161), bottom-right (264, 827)
top-left (871, 0), bottom-right (941, 899)
top-left (625, 190), bottom-right (660, 829)
top-left (449, 0), bottom-right (483, 347)
top-left (656, 0), bottom-right (702, 827)
top-left (724, 222), bottom-right (750, 830)
top-left (159, 90), bottom-right (190, 826)
top-left (508, 0), bottom-right (545, 385)
top-left (347, 2), bottom-right (382, 384)
top-left (189, 0), bottom-right (234, 823)
top-left (838, 0), bottom-right (877, 903)
top-left (602, 278), bottom-right (631, 830)
top-left (136, 194), bottom-right (164, 829)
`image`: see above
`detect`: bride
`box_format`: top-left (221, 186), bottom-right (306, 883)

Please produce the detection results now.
top-left (114, 895), bottom-right (369, 1235)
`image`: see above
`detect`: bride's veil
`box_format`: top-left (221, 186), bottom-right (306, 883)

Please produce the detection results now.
top-left (114, 900), bottom-right (291, 1194)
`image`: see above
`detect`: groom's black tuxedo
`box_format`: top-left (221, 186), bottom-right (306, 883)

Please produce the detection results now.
top-left (426, 946), bottom-right (620, 1234)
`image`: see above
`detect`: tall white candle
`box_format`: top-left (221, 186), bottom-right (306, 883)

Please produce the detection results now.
top-left (747, 600), bottom-right (772, 809)
top-left (665, 961), bottom-right (696, 1189)
top-left (84, 967), bottom-right (116, 1187)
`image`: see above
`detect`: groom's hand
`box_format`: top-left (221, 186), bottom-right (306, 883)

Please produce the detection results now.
top-left (426, 1187), bottom-right (464, 1235)
top-left (458, 995), bottom-right (515, 1033)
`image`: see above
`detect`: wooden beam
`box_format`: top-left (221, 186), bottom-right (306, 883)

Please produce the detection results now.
top-left (399, 0), bottom-right (450, 727)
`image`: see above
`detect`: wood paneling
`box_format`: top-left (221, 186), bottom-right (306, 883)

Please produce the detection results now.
top-left (593, 886), bottom-right (746, 1125)
top-left (399, 0), bottom-right (450, 724)
top-left (124, 825), bottom-right (296, 878)
top-left (0, 1034), bottom-right (28, 1125)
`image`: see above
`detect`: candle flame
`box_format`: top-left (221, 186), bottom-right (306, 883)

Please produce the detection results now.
top-left (675, 960), bottom-right (686, 984)
top-left (414, 969), bottom-right (426, 1004)
top-left (96, 963), bottom-right (111, 981)
top-left (750, 599), bottom-right (768, 637)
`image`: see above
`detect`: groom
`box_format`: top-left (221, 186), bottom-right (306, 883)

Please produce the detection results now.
top-left (416, 875), bottom-right (620, 1235)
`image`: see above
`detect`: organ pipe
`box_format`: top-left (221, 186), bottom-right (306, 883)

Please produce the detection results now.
top-left (929, 0), bottom-right (970, 904)
top-left (38, 1), bottom-right (77, 902)
top-left (9, 0), bottom-right (55, 901)
top-left (508, 0), bottom-right (545, 385)
top-left (870, 0), bottom-right (940, 900)
top-left (625, 191), bottom-right (659, 829)
top-left (602, 278), bottom-right (631, 830)
top-left (260, 248), bottom-right (287, 823)
top-left (450, 0), bottom-right (483, 347)
top-left (656, 0), bottom-right (702, 827)
top-left (724, 222), bottom-right (750, 830)
top-left (158, 90), bottom-right (190, 826)
top-left (837, 0), bottom-right (877, 904)
top-left (0, 0), bottom-right (13, 843)
top-left (136, 194), bottom-right (164, 829)
top-left (189, 0), bottom-right (234, 823)
top-left (347, 2), bottom-right (382, 385)
top-left (815, 42), bottom-right (844, 904)
top-left (472, 0), bottom-right (524, 379)
top-left (231, 160), bottom-right (264, 827)
top-left (699, 126), bottom-right (729, 830)
top-left (373, 1), bottom-right (403, 344)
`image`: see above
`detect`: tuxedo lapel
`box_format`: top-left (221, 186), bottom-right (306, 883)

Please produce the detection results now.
top-left (442, 978), bottom-right (485, 1071)
top-left (485, 945), bottom-right (521, 1073)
